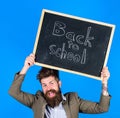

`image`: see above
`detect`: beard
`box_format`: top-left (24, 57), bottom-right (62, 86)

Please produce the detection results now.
top-left (44, 89), bottom-right (62, 108)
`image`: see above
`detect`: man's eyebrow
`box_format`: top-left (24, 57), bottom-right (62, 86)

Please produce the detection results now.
top-left (41, 83), bottom-right (46, 85)
top-left (41, 79), bottom-right (55, 85)
top-left (49, 80), bottom-right (55, 83)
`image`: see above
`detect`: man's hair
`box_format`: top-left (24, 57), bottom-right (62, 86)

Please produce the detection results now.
top-left (37, 67), bottom-right (59, 82)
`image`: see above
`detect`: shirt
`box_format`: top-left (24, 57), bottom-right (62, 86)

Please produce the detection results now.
top-left (44, 95), bottom-right (67, 118)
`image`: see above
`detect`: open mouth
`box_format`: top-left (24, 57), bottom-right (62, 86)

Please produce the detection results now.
top-left (48, 91), bottom-right (55, 98)
top-left (46, 90), bottom-right (56, 98)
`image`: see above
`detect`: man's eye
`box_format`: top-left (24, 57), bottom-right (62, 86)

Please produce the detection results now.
top-left (50, 82), bottom-right (54, 85)
top-left (42, 84), bottom-right (47, 87)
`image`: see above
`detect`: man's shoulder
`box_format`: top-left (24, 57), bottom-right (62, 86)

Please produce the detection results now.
top-left (36, 90), bottom-right (43, 96)
top-left (34, 90), bottom-right (48, 103)
top-left (63, 92), bottom-right (80, 103)
top-left (64, 92), bottom-right (78, 98)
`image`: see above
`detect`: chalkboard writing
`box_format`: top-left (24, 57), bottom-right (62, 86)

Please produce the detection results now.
top-left (33, 9), bottom-right (115, 80)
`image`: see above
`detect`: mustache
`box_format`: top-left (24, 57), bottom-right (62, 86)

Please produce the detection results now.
top-left (46, 89), bottom-right (57, 95)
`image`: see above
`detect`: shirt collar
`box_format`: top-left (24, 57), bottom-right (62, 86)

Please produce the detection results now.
top-left (62, 94), bottom-right (66, 101)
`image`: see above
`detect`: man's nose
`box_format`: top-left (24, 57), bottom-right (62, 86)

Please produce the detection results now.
top-left (46, 84), bottom-right (51, 91)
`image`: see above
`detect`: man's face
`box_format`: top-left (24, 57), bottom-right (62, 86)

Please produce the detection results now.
top-left (41, 76), bottom-right (61, 99)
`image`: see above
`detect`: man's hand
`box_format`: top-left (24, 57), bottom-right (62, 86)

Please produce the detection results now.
top-left (24, 53), bottom-right (35, 67)
top-left (101, 66), bottom-right (110, 84)
top-left (101, 66), bottom-right (110, 96)
top-left (20, 53), bottom-right (35, 74)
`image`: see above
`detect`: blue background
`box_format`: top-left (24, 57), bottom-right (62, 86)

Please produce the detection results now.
top-left (0, 0), bottom-right (120, 117)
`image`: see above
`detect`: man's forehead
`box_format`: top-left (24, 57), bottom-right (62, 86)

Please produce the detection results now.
top-left (41, 76), bottom-right (56, 84)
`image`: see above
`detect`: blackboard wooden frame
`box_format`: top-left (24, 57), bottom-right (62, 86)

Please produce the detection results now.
top-left (33, 9), bottom-right (115, 80)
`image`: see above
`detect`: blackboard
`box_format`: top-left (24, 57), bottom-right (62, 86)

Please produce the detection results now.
top-left (33, 9), bottom-right (115, 80)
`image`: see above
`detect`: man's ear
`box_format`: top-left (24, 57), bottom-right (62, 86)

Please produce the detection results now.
top-left (58, 81), bottom-right (62, 87)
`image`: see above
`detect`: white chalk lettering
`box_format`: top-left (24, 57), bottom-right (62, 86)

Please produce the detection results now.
top-left (60, 43), bottom-right (67, 59)
top-left (66, 52), bottom-right (74, 61)
top-left (52, 21), bottom-right (66, 36)
top-left (81, 48), bottom-right (86, 64)
top-left (76, 35), bottom-right (84, 45)
top-left (73, 54), bottom-right (81, 63)
top-left (68, 41), bottom-right (79, 51)
top-left (49, 44), bottom-right (67, 59)
top-left (66, 32), bottom-right (75, 41)
top-left (84, 26), bottom-right (94, 47)
top-left (49, 43), bottom-right (86, 64)
top-left (52, 21), bottom-right (94, 48)
top-left (49, 21), bottom-right (94, 64)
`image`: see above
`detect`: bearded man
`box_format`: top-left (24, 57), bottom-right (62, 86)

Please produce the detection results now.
top-left (9, 53), bottom-right (111, 118)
